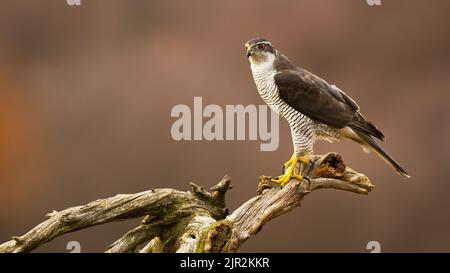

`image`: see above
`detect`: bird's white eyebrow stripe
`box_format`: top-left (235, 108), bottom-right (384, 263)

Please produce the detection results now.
top-left (256, 41), bottom-right (272, 46)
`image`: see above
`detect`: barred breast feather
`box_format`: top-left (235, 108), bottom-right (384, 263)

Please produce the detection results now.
top-left (251, 58), bottom-right (341, 155)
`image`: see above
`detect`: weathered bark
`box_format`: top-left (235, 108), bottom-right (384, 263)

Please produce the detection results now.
top-left (0, 153), bottom-right (373, 253)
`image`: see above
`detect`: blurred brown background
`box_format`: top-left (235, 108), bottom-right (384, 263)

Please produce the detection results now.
top-left (0, 0), bottom-right (449, 252)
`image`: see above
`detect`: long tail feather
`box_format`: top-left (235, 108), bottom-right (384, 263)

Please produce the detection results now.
top-left (354, 130), bottom-right (410, 178)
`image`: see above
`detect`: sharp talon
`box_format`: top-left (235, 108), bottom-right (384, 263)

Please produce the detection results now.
top-left (272, 154), bottom-right (310, 186)
top-left (303, 176), bottom-right (311, 189)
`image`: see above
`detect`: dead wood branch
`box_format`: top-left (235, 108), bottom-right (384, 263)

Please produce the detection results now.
top-left (0, 153), bottom-right (373, 253)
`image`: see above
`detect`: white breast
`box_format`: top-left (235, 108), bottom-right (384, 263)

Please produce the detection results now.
top-left (250, 59), bottom-right (296, 120)
top-left (249, 55), bottom-right (341, 155)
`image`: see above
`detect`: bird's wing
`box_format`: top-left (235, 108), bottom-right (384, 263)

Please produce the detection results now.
top-left (275, 69), bottom-right (384, 140)
top-left (275, 69), bottom-right (359, 129)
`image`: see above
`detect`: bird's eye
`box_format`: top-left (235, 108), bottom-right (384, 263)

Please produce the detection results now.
top-left (257, 44), bottom-right (266, 50)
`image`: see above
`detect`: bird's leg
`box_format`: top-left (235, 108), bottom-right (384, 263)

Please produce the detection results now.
top-left (272, 154), bottom-right (309, 185)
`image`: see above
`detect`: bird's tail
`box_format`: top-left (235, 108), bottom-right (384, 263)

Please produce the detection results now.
top-left (353, 130), bottom-right (410, 178)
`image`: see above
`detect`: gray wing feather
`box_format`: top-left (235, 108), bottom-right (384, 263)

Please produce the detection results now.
top-left (275, 69), bottom-right (384, 140)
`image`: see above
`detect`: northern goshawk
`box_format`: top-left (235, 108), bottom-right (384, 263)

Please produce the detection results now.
top-left (245, 38), bottom-right (409, 184)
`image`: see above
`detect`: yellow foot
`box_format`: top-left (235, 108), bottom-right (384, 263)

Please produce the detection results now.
top-left (272, 154), bottom-right (309, 186)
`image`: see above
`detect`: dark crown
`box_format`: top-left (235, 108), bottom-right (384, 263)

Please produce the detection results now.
top-left (245, 38), bottom-right (271, 47)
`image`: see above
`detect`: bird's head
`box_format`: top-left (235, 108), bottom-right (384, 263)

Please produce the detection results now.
top-left (245, 38), bottom-right (276, 65)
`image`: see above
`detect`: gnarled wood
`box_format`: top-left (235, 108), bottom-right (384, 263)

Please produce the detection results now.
top-left (0, 153), bottom-right (373, 253)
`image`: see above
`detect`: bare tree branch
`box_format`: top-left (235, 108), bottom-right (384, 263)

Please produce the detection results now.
top-left (0, 153), bottom-right (373, 253)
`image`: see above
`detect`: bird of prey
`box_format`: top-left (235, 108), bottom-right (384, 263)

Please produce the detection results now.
top-left (245, 38), bottom-right (409, 184)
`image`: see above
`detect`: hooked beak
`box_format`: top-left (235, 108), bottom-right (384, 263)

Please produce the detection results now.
top-left (246, 45), bottom-right (253, 58)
